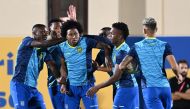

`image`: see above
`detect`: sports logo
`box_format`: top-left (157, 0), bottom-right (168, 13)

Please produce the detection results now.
top-left (77, 47), bottom-right (82, 53)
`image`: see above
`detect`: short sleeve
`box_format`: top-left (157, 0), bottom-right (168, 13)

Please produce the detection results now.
top-left (84, 35), bottom-right (114, 48)
top-left (56, 45), bottom-right (64, 58)
top-left (128, 45), bottom-right (137, 58)
top-left (95, 50), bottom-right (105, 66)
top-left (164, 43), bottom-right (173, 56)
top-left (44, 50), bottom-right (53, 62)
top-left (116, 50), bottom-right (128, 64)
top-left (86, 37), bottom-right (98, 49)
top-left (21, 36), bottom-right (34, 47)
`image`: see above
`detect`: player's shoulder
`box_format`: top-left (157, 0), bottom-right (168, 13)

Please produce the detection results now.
top-left (22, 36), bottom-right (33, 42)
top-left (59, 40), bottom-right (67, 47)
top-left (117, 50), bottom-right (128, 59)
top-left (134, 39), bottom-right (144, 47)
top-left (156, 39), bottom-right (168, 46)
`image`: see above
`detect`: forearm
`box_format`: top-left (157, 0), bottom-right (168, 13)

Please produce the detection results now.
top-left (96, 75), bottom-right (119, 89)
top-left (59, 57), bottom-right (67, 84)
top-left (31, 38), bottom-right (64, 48)
top-left (49, 65), bottom-right (61, 79)
top-left (41, 38), bottom-right (64, 47)
top-left (178, 92), bottom-right (190, 100)
top-left (166, 55), bottom-right (179, 76)
top-left (60, 65), bottom-right (67, 79)
top-left (96, 66), bottom-right (122, 89)
top-left (97, 66), bottom-right (112, 72)
top-left (119, 55), bottom-right (133, 71)
top-left (172, 93), bottom-right (181, 100)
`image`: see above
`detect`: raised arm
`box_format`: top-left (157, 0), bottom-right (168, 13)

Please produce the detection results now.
top-left (60, 5), bottom-right (77, 22)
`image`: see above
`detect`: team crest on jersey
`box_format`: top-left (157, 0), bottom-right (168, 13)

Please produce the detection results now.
top-left (77, 47), bottom-right (82, 53)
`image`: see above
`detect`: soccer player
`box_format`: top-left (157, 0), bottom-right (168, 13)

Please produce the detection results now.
top-left (119, 17), bottom-right (182, 109)
top-left (47, 5), bottom-right (77, 109)
top-left (10, 24), bottom-right (65, 109)
top-left (58, 20), bottom-right (112, 109)
top-left (87, 22), bottom-right (139, 109)
top-left (93, 27), bottom-right (117, 101)
top-left (47, 18), bottom-right (65, 109)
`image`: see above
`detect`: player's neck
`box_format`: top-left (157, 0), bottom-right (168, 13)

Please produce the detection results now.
top-left (115, 40), bottom-right (125, 48)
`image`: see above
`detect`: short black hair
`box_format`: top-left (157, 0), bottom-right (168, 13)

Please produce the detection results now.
top-left (112, 22), bottom-right (129, 40)
top-left (32, 24), bottom-right (46, 31)
top-left (142, 17), bottom-right (157, 31)
top-left (99, 27), bottom-right (111, 37)
top-left (101, 27), bottom-right (111, 31)
top-left (61, 20), bottom-right (83, 38)
top-left (48, 18), bottom-right (62, 27)
top-left (178, 59), bottom-right (189, 67)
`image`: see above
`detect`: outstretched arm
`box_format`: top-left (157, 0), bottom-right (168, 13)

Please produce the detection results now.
top-left (86, 64), bottom-right (123, 97)
top-left (30, 38), bottom-right (64, 48)
top-left (30, 30), bottom-right (65, 48)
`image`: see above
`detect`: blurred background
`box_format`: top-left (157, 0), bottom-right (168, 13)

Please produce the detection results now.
top-left (0, 0), bottom-right (190, 109)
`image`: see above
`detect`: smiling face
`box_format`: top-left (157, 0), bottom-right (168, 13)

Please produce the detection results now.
top-left (50, 22), bottom-right (62, 35)
top-left (66, 28), bottom-right (80, 46)
top-left (33, 26), bottom-right (49, 41)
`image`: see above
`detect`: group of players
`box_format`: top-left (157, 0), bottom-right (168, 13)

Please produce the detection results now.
top-left (10, 5), bottom-right (182, 109)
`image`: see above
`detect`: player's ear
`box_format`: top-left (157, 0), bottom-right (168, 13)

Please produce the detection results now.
top-left (32, 31), bottom-right (35, 35)
top-left (155, 27), bottom-right (158, 33)
top-left (143, 28), bottom-right (146, 34)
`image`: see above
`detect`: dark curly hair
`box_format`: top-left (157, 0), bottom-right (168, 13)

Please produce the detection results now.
top-left (61, 20), bottom-right (83, 38)
top-left (112, 22), bottom-right (129, 40)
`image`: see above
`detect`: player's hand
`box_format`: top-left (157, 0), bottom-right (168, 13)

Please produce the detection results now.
top-left (86, 86), bottom-right (99, 97)
top-left (67, 5), bottom-right (77, 21)
top-left (59, 17), bottom-right (70, 22)
top-left (56, 76), bottom-right (66, 85)
top-left (105, 56), bottom-right (112, 70)
top-left (177, 73), bottom-right (183, 84)
top-left (60, 84), bottom-right (68, 93)
top-left (92, 60), bottom-right (99, 70)
top-left (173, 92), bottom-right (181, 100)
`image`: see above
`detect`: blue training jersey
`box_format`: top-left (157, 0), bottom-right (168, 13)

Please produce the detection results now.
top-left (112, 42), bottom-right (130, 71)
top-left (116, 50), bottom-right (138, 88)
top-left (12, 36), bottom-right (52, 88)
top-left (128, 38), bottom-right (172, 87)
top-left (58, 37), bottom-right (97, 86)
top-left (47, 45), bottom-right (61, 87)
top-left (112, 42), bottom-right (137, 88)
